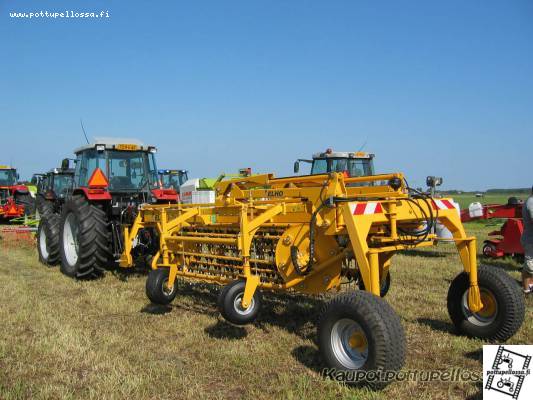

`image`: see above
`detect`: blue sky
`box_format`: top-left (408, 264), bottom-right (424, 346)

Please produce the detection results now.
top-left (1, 0), bottom-right (532, 190)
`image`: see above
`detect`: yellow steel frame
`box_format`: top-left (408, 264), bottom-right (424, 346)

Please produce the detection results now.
top-left (119, 172), bottom-right (483, 313)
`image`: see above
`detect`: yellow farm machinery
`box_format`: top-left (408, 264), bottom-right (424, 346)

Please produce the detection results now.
top-left (119, 171), bottom-right (525, 385)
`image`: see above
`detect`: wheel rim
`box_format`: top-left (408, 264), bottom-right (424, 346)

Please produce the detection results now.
top-left (162, 278), bottom-right (175, 297)
top-left (483, 244), bottom-right (495, 256)
top-left (63, 213), bottom-right (79, 266)
top-left (39, 225), bottom-right (49, 260)
top-left (233, 293), bottom-right (255, 315)
top-left (461, 288), bottom-right (498, 326)
top-left (330, 318), bottom-right (369, 369)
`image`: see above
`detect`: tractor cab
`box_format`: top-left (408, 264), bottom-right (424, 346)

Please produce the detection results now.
top-left (38, 168), bottom-right (75, 200)
top-left (0, 166), bottom-right (17, 187)
top-left (69, 138), bottom-right (177, 203)
top-left (158, 169), bottom-right (189, 192)
top-left (293, 149), bottom-right (375, 184)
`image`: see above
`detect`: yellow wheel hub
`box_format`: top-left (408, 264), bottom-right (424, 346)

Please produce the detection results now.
top-left (348, 332), bottom-right (367, 351)
top-left (477, 290), bottom-right (497, 318)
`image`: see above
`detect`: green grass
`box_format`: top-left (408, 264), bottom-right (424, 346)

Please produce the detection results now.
top-left (0, 226), bottom-right (531, 400)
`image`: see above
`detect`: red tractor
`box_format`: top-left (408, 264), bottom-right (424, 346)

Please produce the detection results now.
top-left (48, 138), bottom-right (178, 278)
top-left (461, 198), bottom-right (524, 260)
top-left (0, 165), bottom-right (34, 219)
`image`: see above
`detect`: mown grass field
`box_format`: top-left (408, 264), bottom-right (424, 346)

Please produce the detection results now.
top-left (0, 223), bottom-right (531, 400)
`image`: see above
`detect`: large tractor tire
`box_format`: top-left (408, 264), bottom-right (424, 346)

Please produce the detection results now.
top-left (59, 195), bottom-right (111, 279)
top-left (318, 291), bottom-right (405, 388)
top-left (15, 193), bottom-right (35, 216)
top-left (36, 195), bottom-right (54, 218)
top-left (37, 214), bottom-right (61, 265)
top-left (447, 265), bottom-right (525, 341)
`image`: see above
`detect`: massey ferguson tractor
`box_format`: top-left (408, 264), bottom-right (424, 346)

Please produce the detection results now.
top-left (0, 165), bottom-right (34, 219)
top-left (35, 167), bottom-right (75, 265)
top-left (56, 138), bottom-right (178, 278)
top-left (294, 149), bottom-right (375, 178)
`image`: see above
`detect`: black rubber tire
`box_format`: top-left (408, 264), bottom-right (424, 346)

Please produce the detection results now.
top-left (59, 195), bottom-right (111, 279)
top-left (447, 265), bottom-right (525, 341)
top-left (36, 195), bottom-right (54, 218)
top-left (218, 280), bottom-right (262, 325)
top-left (318, 291), bottom-right (405, 388)
top-left (37, 214), bottom-right (61, 265)
top-left (146, 268), bottom-right (178, 305)
top-left (357, 271), bottom-right (391, 297)
top-left (15, 193), bottom-right (35, 216)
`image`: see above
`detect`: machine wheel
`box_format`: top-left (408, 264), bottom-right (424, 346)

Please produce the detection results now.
top-left (218, 280), bottom-right (262, 325)
top-left (146, 268), bottom-right (178, 305)
top-left (482, 242), bottom-right (497, 257)
top-left (37, 214), bottom-right (61, 265)
top-left (318, 291), bottom-right (405, 388)
top-left (447, 265), bottom-right (525, 341)
top-left (357, 271), bottom-right (391, 297)
top-left (59, 195), bottom-right (111, 279)
top-left (15, 193), bottom-right (35, 216)
top-left (36, 195), bottom-right (54, 217)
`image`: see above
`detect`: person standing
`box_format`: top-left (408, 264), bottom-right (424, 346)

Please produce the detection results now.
top-left (522, 187), bottom-right (533, 294)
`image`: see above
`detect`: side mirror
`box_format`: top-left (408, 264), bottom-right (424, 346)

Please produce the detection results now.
top-left (61, 158), bottom-right (70, 170)
top-left (293, 161), bottom-right (300, 174)
top-left (17, 173), bottom-right (20, 180)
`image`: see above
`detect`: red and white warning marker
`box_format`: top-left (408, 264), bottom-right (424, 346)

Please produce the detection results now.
top-left (349, 201), bottom-right (383, 215)
top-left (432, 199), bottom-right (456, 210)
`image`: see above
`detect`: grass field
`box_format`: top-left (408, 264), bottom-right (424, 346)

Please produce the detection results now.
top-left (444, 192), bottom-right (527, 210)
top-left (0, 224), bottom-right (531, 400)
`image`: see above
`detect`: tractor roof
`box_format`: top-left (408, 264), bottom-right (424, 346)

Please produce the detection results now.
top-left (48, 168), bottom-right (75, 175)
top-left (74, 137), bottom-right (156, 154)
top-left (312, 150), bottom-right (374, 159)
top-left (159, 169), bottom-right (187, 175)
top-left (0, 165), bottom-right (15, 170)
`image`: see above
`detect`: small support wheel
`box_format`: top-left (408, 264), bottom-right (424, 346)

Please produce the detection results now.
top-left (146, 268), bottom-right (178, 305)
top-left (447, 265), bottom-right (525, 341)
top-left (482, 242), bottom-right (497, 257)
top-left (218, 280), bottom-right (262, 325)
top-left (357, 271), bottom-right (391, 297)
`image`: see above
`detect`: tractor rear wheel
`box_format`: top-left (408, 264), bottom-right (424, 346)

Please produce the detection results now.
top-left (447, 265), bottom-right (525, 341)
top-left (59, 195), bottom-right (111, 279)
top-left (37, 214), bottom-right (61, 265)
top-left (318, 291), bottom-right (405, 388)
top-left (218, 280), bottom-right (262, 325)
top-left (146, 268), bottom-right (178, 305)
top-left (15, 193), bottom-right (35, 216)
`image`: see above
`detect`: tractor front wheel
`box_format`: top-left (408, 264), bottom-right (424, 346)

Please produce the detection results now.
top-left (218, 280), bottom-right (262, 325)
top-left (59, 195), bottom-right (111, 279)
top-left (318, 291), bottom-right (405, 388)
top-left (447, 265), bottom-right (525, 341)
top-left (37, 214), bottom-right (60, 265)
top-left (146, 268), bottom-right (178, 305)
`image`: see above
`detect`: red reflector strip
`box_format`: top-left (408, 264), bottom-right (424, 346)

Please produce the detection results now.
top-left (351, 202), bottom-right (383, 215)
